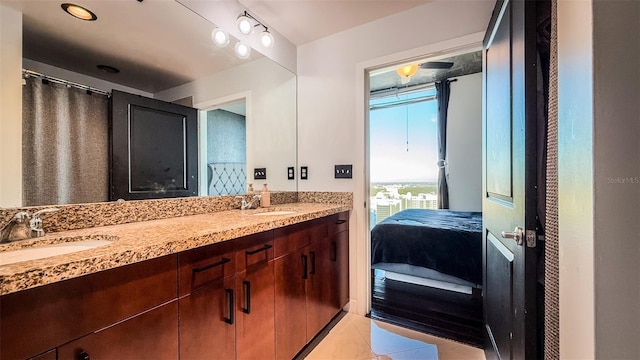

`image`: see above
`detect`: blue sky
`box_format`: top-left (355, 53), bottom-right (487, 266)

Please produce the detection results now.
top-left (369, 89), bottom-right (439, 182)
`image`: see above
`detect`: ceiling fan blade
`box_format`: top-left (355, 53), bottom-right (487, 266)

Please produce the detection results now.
top-left (420, 61), bottom-right (454, 69)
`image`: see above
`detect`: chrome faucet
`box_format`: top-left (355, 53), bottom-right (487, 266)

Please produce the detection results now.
top-left (0, 208), bottom-right (60, 243)
top-left (235, 195), bottom-right (262, 210)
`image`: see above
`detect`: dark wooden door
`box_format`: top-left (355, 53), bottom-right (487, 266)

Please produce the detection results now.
top-left (482, 0), bottom-right (538, 359)
top-left (274, 249), bottom-right (307, 360)
top-left (236, 262), bottom-right (275, 360)
top-left (58, 300), bottom-right (179, 360)
top-left (305, 238), bottom-right (333, 340)
top-left (330, 229), bottom-right (349, 312)
top-left (110, 90), bottom-right (198, 201)
top-left (179, 277), bottom-right (236, 360)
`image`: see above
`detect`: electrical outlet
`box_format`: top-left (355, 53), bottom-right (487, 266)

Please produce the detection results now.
top-left (334, 165), bottom-right (352, 179)
top-left (301, 166), bottom-right (308, 180)
top-left (254, 168), bottom-right (266, 180)
top-left (288, 167), bottom-right (295, 180)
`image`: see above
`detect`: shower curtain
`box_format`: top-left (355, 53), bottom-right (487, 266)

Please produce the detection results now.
top-left (22, 77), bottom-right (109, 206)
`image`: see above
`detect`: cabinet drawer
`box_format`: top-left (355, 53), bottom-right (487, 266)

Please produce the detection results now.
top-left (58, 300), bottom-right (179, 360)
top-left (274, 218), bottom-right (328, 258)
top-left (178, 241), bottom-right (236, 296)
top-left (235, 231), bottom-right (274, 273)
top-left (0, 255), bottom-right (178, 360)
top-left (327, 211), bottom-right (349, 235)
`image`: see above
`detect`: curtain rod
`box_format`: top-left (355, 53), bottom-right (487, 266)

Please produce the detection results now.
top-left (370, 78), bottom-right (457, 100)
top-left (370, 95), bottom-right (436, 111)
top-left (22, 69), bottom-right (111, 97)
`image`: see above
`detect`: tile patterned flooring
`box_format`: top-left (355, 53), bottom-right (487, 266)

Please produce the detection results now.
top-left (304, 313), bottom-right (485, 360)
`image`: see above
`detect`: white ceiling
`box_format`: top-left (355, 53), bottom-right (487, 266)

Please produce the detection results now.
top-left (239, 0), bottom-right (432, 46)
top-left (3, 0), bottom-right (433, 92)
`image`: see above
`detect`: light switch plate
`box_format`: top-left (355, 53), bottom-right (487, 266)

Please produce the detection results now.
top-left (254, 168), bottom-right (266, 180)
top-left (334, 165), bottom-right (352, 179)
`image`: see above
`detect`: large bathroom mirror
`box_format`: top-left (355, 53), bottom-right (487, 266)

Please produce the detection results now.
top-left (0, 0), bottom-right (297, 208)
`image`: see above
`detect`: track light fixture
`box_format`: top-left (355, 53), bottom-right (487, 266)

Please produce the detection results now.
top-left (235, 11), bottom-right (275, 49)
top-left (209, 11), bottom-right (275, 60)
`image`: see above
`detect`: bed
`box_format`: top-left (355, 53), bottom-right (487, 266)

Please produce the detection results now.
top-left (371, 208), bottom-right (482, 294)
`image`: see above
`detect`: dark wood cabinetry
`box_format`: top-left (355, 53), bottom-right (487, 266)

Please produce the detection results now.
top-left (57, 300), bottom-right (179, 360)
top-left (178, 239), bottom-right (237, 360)
top-left (0, 255), bottom-right (177, 360)
top-left (235, 237), bottom-right (276, 360)
top-left (274, 213), bottom-right (350, 360)
top-left (0, 212), bottom-right (349, 360)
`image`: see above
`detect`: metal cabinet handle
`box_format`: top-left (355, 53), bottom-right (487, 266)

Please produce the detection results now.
top-left (302, 255), bottom-right (308, 279)
top-left (245, 244), bottom-right (272, 255)
top-left (77, 349), bottom-right (90, 360)
top-left (501, 226), bottom-right (524, 245)
top-left (330, 241), bottom-right (337, 262)
top-left (242, 281), bottom-right (251, 314)
top-left (224, 288), bottom-right (234, 324)
top-left (192, 257), bottom-right (230, 273)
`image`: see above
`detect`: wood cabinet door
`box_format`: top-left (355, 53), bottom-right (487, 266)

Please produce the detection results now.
top-left (305, 238), bottom-right (334, 341)
top-left (179, 277), bottom-right (236, 360)
top-left (57, 300), bottom-right (178, 360)
top-left (236, 261), bottom-right (275, 360)
top-left (331, 230), bottom-right (349, 312)
top-left (274, 249), bottom-right (307, 360)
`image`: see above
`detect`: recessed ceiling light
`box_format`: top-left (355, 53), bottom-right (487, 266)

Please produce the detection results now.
top-left (61, 3), bottom-right (97, 21)
top-left (97, 65), bottom-right (119, 74)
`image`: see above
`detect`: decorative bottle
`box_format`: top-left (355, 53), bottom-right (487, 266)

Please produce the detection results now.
top-left (261, 184), bottom-right (270, 207)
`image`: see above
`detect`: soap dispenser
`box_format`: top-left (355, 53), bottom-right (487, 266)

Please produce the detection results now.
top-left (261, 184), bottom-right (270, 207)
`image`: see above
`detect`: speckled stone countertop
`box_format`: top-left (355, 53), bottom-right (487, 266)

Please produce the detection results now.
top-left (0, 203), bottom-right (351, 296)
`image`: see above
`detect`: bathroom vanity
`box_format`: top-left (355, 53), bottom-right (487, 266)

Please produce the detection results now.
top-left (0, 202), bottom-right (350, 360)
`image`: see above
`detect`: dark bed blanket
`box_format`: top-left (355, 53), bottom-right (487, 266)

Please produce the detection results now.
top-left (371, 209), bottom-right (482, 284)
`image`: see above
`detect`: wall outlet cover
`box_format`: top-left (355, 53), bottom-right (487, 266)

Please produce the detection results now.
top-left (288, 167), bottom-right (295, 180)
top-left (301, 166), bottom-right (308, 180)
top-left (254, 168), bottom-right (266, 180)
top-left (334, 165), bottom-right (352, 179)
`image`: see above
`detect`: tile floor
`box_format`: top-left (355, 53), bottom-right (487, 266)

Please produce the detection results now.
top-left (305, 313), bottom-right (485, 360)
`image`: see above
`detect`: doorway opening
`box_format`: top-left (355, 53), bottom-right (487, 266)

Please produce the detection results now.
top-left (198, 98), bottom-right (248, 196)
top-left (367, 51), bottom-right (484, 347)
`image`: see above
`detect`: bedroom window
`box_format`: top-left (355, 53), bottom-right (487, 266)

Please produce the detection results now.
top-left (369, 87), bottom-right (438, 228)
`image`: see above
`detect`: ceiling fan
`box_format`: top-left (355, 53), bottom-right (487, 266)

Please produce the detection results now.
top-left (419, 61), bottom-right (454, 69)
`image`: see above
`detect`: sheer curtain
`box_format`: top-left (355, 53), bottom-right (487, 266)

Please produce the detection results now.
top-left (22, 77), bottom-right (109, 206)
top-left (435, 80), bottom-right (451, 209)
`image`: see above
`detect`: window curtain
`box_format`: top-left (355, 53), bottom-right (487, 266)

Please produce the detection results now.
top-left (22, 77), bottom-right (109, 206)
top-left (435, 80), bottom-right (451, 209)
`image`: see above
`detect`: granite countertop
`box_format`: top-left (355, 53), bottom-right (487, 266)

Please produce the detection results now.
top-left (0, 203), bottom-right (351, 296)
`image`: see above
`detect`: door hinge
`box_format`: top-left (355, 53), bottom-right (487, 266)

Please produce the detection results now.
top-left (526, 230), bottom-right (536, 248)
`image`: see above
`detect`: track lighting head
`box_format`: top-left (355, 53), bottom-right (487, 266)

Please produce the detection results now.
top-left (211, 27), bottom-right (230, 47)
top-left (235, 42), bottom-right (251, 59)
top-left (236, 13), bottom-right (253, 35)
top-left (260, 28), bottom-right (274, 48)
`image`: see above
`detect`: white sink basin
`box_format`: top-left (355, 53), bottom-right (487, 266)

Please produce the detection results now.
top-left (252, 211), bottom-right (297, 216)
top-left (0, 239), bottom-right (113, 266)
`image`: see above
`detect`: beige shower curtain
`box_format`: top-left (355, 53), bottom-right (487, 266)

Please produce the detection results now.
top-left (22, 77), bottom-right (109, 206)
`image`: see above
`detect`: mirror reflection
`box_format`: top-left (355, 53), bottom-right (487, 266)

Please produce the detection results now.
top-left (0, 0), bottom-right (297, 208)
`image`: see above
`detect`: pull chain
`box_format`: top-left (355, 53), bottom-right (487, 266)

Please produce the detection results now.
top-left (406, 104), bottom-right (409, 152)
